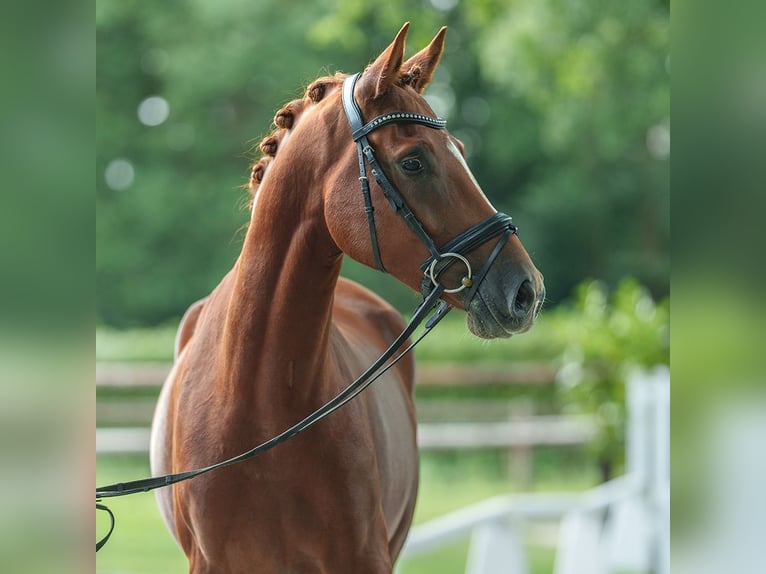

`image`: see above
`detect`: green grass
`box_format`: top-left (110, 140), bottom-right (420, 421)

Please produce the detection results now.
top-left (97, 454), bottom-right (596, 574)
top-left (97, 456), bottom-right (187, 574)
top-left (97, 325), bottom-right (179, 363)
top-left (96, 312), bottom-right (560, 365)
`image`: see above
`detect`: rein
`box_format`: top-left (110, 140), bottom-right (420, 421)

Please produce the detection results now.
top-left (96, 284), bottom-right (449, 551)
top-left (95, 72), bottom-right (517, 552)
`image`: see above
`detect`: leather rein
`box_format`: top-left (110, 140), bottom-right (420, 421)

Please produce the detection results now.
top-left (95, 72), bottom-right (517, 551)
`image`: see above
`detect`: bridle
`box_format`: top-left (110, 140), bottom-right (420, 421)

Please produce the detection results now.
top-left (342, 72), bottom-right (517, 303)
top-left (95, 72), bottom-right (518, 551)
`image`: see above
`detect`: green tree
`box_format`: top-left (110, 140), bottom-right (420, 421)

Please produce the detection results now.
top-left (478, 0), bottom-right (669, 303)
top-left (97, 0), bottom-right (668, 326)
top-left (97, 0), bottom-right (333, 325)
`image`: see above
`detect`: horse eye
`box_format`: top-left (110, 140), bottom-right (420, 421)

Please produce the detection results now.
top-left (401, 157), bottom-right (423, 174)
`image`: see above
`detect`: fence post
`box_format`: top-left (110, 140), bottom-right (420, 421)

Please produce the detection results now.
top-left (465, 519), bottom-right (528, 574)
top-left (508, 399), bottom-right (534, 489)
top-left (650, 366), bottom-right (670, 574)
top-left (553, 509), bottom-right (606, 574)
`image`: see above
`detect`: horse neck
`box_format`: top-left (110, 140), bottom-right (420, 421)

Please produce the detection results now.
top-left (221, 155), bottom-right (342, 402)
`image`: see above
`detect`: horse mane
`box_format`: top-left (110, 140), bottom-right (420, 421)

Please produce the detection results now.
top-left (245, 66), bottom-right (426, 209)
top-left (246, 72), bottom-right (347, 208)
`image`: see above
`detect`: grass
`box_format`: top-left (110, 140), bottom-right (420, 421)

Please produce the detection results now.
top-left (97, 456), bottom-right (186, 574)
top-left (96, 325), bottom-right (179, 363)
top-left (96, 312), bottom-right (560, 365)
top-left (96, 453), bottom-right (597, 574)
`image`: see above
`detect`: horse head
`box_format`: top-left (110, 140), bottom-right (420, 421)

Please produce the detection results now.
top-left (253, 23), bottom-right (545, 339)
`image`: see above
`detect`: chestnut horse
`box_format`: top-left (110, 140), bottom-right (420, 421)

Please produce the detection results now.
top-left (150, 23), bottom-right (544, 573)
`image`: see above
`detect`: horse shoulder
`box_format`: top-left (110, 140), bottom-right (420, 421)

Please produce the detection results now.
top-left (173, 297), bottom-right (208, 359)
top-left (332, 277), bottom-right (415, 389)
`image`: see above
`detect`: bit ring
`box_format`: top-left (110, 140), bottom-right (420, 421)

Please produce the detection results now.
top-left (428, 252), bottom-right (473, 294)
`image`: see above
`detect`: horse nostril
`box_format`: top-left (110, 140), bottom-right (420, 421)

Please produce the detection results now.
top-left (512, 279), bottom-right (535, 319)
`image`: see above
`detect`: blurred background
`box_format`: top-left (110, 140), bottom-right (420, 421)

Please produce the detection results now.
top-left (96, 0), bottom-right (669, 572)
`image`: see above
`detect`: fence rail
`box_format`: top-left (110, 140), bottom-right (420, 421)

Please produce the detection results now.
top-left (96, 415), bottom-right (598, 455)
top-left (95, 360), bottom-right (577, 487)
top-left (96, 361), bottom-right (557, 389)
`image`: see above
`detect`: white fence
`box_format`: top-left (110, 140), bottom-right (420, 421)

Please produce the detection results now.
top-left (96, 361), bottom-right (596, 484)
top-left (96, 416), bottom-right (597, 454)
top-left (397, 366), bottom-right (670, 574)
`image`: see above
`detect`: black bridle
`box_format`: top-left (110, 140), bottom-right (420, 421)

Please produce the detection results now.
top-left (341, 72), bottom-right (517, 302)
top-left (95, 72), bottom-right (518, 552)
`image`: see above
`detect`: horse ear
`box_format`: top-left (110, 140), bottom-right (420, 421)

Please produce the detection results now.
top-left (401, 26), bottom-right (447, 94)
top-left (362, 22), bottom-right (410, 100)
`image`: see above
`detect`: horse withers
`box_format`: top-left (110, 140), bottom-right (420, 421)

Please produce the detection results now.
top-left (150, 23), bottom-right (544, 573)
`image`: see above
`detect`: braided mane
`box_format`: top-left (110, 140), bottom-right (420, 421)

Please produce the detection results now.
top-left (245, 64), bottom-right (428, 209)
top-left (246, 73), bottom-right (347, 208)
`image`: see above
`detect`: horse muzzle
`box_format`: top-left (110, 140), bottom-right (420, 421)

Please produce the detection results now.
top-left (466, 270), bottom-right (545, 339)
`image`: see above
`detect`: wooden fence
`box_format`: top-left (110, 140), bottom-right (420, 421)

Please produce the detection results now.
top-left (96, 361), bottom-right (557, 389)
top-left (96, 360), bottom-right (595, 486)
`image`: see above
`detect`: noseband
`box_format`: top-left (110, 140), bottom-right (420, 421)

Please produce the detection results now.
top-left (341, 73), bottom-right (517, 302)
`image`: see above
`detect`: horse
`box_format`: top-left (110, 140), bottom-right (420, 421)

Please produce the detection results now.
top-left (150, 23), bottom-right (544, 573)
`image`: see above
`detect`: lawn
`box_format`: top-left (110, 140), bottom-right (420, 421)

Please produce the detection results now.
top-left (96, 312), bottom-right (560, 365)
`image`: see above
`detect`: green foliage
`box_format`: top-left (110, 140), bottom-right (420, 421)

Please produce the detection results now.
top-left (97, 0), bottom-right (668, 326)
top-left (551, 278), bottom-right (669, 476)
top-left (476, 0), bottom-right (670, 303)
top-left (97, 0), bottom-right (337, 325)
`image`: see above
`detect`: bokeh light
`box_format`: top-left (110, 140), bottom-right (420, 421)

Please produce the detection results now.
top-left (137, 96), bottom-right (170, 127)
top-left (104, 159), bottom-right (134, 191)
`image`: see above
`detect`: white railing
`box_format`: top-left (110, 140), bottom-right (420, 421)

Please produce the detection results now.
top-left (397, 366), bottom-right (670, 574)
top-left (96, 416), bottom-right (597, 454)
